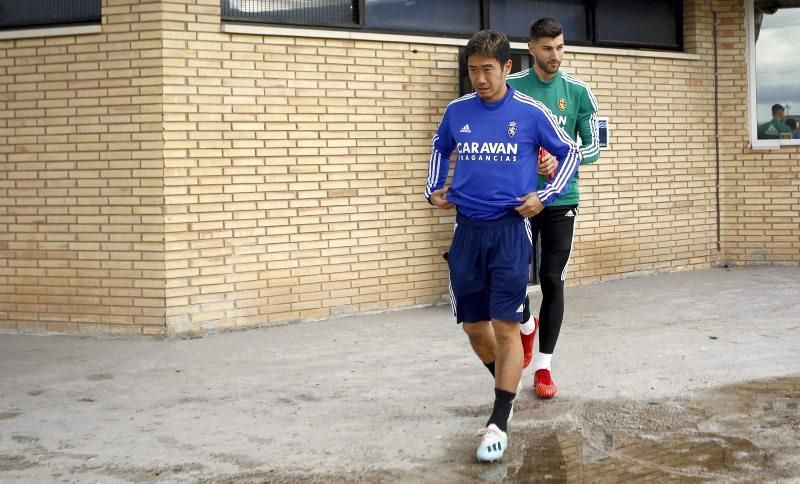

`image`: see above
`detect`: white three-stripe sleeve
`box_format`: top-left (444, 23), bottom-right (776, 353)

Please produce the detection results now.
top-left (576, 98), bottom-right (600, 163)
top-left (564, 74), bottom-right (600, 163)
top-left (424, 107), bottom-right (455, 202)
top-left (531, 104), bottom-right (581, 205)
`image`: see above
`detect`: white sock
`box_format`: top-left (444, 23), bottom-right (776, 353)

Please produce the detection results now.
top-left (532, 352), bottom-right (552, 372)
top-left (520, 319), bottom-right (536, 335)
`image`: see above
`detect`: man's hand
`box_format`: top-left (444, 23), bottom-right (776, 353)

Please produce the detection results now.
top-left (430, 187), bottom-right (454, 209)
top-left (538, 148), bottom-right (557, 180)
top-left (515, 192), bottom-right (544, 218)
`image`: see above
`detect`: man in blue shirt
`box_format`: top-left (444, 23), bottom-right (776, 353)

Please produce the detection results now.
top-left (425, 30), bottom-right (580, 462)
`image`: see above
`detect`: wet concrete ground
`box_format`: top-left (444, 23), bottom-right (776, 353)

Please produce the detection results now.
top-left (444, 376), bottom-right (800, 482)
top-left (1, 266), bottom-right (799, 482)
top-left (239, 376), bottom-right (800, 483)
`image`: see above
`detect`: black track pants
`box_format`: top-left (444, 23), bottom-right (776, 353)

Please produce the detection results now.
top-left (529, 205), bottom-right (577, 354)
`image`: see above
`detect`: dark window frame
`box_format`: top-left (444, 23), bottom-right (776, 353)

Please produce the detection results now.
top-left (220, 0), bottom-right (684, 52)
top-left (221, 0), bottom-right (364, 30)
top-left (592, 0), bottom-right (683, 50)
top-left (0, 0), bottom-right (101, 31)
top-left (486, 0), bottom-right (592, 45)
top-left (363, 0), bottom-right (481, 37)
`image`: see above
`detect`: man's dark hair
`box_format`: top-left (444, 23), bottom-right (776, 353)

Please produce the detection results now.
top-left (465, 30), bottom-right (511, 66)
top-left (772, 103), bottom-right (785, 114)
top-left (530, 17), bottom-right (564, 41)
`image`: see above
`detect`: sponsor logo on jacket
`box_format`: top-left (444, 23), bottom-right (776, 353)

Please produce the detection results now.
top-left (456, 142), bottom-right (519, 162)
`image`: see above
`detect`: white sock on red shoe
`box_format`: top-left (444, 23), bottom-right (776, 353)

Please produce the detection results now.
top-left (520, 318), bottom-right (536, 335)
top-left (532, 352), bottom-right (552, 372)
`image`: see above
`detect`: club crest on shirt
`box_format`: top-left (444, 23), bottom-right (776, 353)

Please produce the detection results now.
top-left (558, 98), bottom-right (567, 111)
top-left (507, 121), bottom-right (518, 138)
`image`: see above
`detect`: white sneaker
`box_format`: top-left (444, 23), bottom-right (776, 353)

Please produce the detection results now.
top-left (476, 424), bottom-right (507, 462)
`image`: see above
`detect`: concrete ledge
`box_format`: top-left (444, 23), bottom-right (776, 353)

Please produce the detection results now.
top-left (750, 139), bottom-right (800, 150)
top-left (222, 22), bottom-right (702, 61)
top-left (0, 24), bottom-right (101, 40)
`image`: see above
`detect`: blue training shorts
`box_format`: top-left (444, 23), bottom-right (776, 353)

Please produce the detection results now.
top-left (447, 211), bottom-right (532, 323)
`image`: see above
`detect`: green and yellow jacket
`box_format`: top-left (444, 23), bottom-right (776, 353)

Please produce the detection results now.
top-left (508, 69), bottom-right (600, 206)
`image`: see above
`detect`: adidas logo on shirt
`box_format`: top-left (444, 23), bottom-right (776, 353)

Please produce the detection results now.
top-left (460, 124), bottom-right (471, 133)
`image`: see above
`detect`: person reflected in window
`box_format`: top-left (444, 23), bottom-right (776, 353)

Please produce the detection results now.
top-left (784, 117), bottom-right (800, 139)
top-left (757, 103), bottom-right (791, 139)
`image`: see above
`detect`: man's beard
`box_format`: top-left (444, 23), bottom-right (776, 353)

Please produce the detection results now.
top-left (536, 57), bottom-right (560, 74)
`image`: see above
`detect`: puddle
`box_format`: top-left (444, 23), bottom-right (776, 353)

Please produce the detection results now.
top-left (441, 376), bottom-right (800, 482)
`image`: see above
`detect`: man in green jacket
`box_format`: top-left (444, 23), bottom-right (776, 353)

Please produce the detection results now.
top-left (757, 104), bottom-right (791, 140)
top-left (507, 17), bottom-right (600, 399)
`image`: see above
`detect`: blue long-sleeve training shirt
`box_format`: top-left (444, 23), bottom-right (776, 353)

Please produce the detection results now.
top-left (425, 86), bottom-right (581, 220)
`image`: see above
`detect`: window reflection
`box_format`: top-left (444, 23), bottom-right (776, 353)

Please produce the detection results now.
top-left (754, 2), bottom-right (800, 140)
top-left (364, 0), bottom-right (480, 36)
top-left (222, 0), bottom-right (358, 27)
top-left (489, 0), bottom-right (589, 43)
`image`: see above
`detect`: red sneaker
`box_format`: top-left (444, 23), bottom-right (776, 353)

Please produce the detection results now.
top-left (521, 317), bottom-right (538, 369)
top-left (534, 369), bottom-right (557, 399)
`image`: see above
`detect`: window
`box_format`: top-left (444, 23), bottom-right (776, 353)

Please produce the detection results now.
top-left (0, 0), bottom-right (101, 30)
top-left (747, 0), bottom-right (800, 145)
top-left (365, 0), bottom-right (479, 36)
top-left (595, 0), bottom-right (681, 49)
top-left (221, 0), bottom-right (360, 28)
top-left (489, 0), bottom-right (589, 44)
top-left (221, 0), bottom-right (683, 51)
top-left (490, 0), bottom-right (680, 48)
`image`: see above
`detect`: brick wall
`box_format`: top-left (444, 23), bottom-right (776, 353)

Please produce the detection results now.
top-left (0, 0), bottom-right (165, 336)
top-left (564, 0), bottom-right (746, 284)
top-left (715, 2), bottom-right (800, 265)
top-left (1, 0), bottom-right (797, 337)
top-left (161, 0), bottom-right (456, 334)
top-left (159, 0), bottom-right (724, 335)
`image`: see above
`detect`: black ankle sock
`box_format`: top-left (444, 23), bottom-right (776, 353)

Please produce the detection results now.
top-left (484, 361), bottom-right (496, 377)
top-left (522, 294), bottom-right (531, 323)
top-left (487, 388), bottom-right (516, 433)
